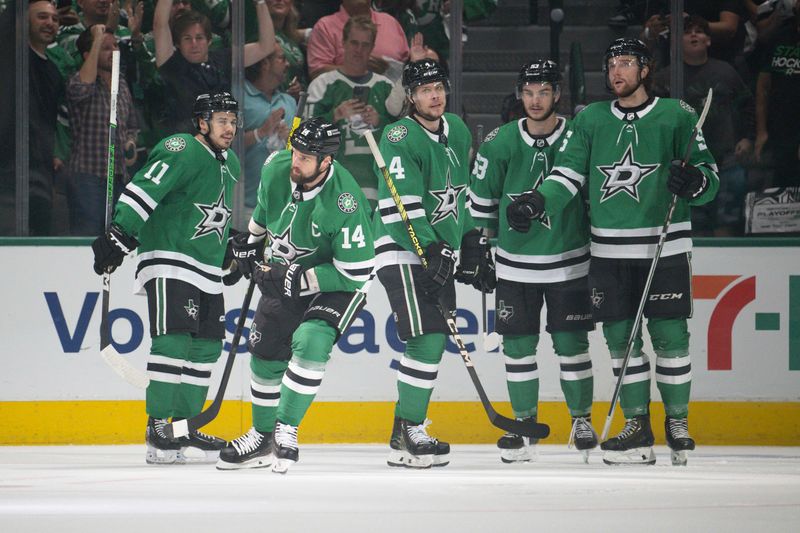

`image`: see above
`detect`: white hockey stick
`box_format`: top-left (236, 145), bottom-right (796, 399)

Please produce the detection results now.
top-left (599, 88), bottom-right (713, 441)
top-left (99, 50), bottom-right (150, 389)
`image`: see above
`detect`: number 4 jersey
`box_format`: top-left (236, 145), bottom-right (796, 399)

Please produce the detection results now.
top-left (114, 134), bottom-right (240, 294)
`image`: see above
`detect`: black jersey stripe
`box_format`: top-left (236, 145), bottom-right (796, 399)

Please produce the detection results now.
top-left (549, 170), bottom-right (583, 190)
top-left (591, 230), bottom-right (692, 246)
top-left (379, 201), bottom-right (423, 217)
top-left (496, 251), bottom-right (590, 271)
top-left (469, 201), bottom-right (498, 214)
top-left (398, 365), bottom-right (438, 382)
top-left (136, 258), bottom-right (222, 282)
top-left (147, 363), bottom-right (182, 375)
top-left (339, 266), bottom-right (374, 277)
top-left (181, 367), bottom-right (212, 379)
top-left (655, 364), bottom-right (692, 376)
top-left (505, 362), bottom-right (538, 373)
top-left (560, 360), bottom-right (593, 372)
top-left (251, 389), bottom-right (280, 401)
top-left (375, 241), bottom-right (407, 255)
top-left (285, 367), bottom-right (322, 388)
top-left (122, 190), bottom-right (155, 216)
top-left (612, 361), bottom-right (651, 376)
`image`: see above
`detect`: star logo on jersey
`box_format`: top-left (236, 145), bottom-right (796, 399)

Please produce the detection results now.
top-left (192, 190), bottom-right (232, 243)
top-left (429, 169), bottom-right (466, 225)
top-left (497, 300), bottom-right (515, 324)
top-left (184, 299), bottom-right (199, 320)
top-left (507, 172), bottom-right (551, 229)
top-left (249, 322), bottom-right (262, 345)
top-left (591, 288), bottom-right (605, 308)
top-left (268, 225), bottom-right (316, 263)
top-left (596, 144), bottom-right (660, 203)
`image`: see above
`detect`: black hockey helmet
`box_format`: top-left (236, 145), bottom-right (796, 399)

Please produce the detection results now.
top-left (402, 59), bottom-right (450, 95)
top-left (516, 59), bottom-right (562, 97)
top-left (602, 38), bottom-right (652, 73)
top-left (192, 92), bottom-right (241, 131)
top-left (290, 118), bottom-right (341, 159)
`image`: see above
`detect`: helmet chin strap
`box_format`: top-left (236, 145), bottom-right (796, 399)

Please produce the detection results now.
top-left (202, 122), bottom-right (227, 163)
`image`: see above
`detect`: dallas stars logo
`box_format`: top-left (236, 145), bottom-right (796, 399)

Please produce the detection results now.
top-left (268, 224), bottom-right (316, 263)
top-left (184, 299), bottom-right (199, 320)
top-left (497, 300), bottom-right (515, 323)
top-left (249, 322), bottom-right (262, 345)
top-left (429, 169), bottom-right (466, 225)
top-left (591, 288), bottom-right (605, 308)
top-left (596, 144), bottom-right (659, 203)
top-left (507, 171), bottom-right (551, 229)
top-left (192, 190), bottom-right (232, 243)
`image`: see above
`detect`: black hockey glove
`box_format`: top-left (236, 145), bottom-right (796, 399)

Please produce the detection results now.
top-left (253, 262), bottom-right (305, 301)
top-left (455, 229), bottom-right (497, 293)
top-left (231, 231), bottom-right (265, 279)
top-left (92, 224), bottom-right (139, 275)
top-left (667, 159), bottom-right (708, 199)
top-left (222, 230), bottom-right (244, 286)
top-left (420, 241), bottom-right (455, 297)
top-left (506, 190), bottom-right (545, 233)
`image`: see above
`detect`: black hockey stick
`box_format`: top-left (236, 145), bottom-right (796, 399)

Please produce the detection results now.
top-left (600, 88), bottom-right (713, 440)
top-left (99, 50), bottom-right (150, 389)
top-left (365, 130), bottom-right (549, 439)
top-left (164, 279), bottom-right (257, 439)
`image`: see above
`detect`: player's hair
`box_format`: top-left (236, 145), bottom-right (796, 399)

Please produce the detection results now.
top-left (343, 15), bottom-right (377, 44)
top-left (171, 11), bottom-right (212, 47)
top-left (76, 24), bottom-right (115, 57)
top-left (684, 15), bottom-right (710, 36)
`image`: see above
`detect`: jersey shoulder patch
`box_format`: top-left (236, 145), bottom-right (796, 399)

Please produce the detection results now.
top-left (482, 126), bottom-right (500, 143)
top-left (164, 136), bottom-right (187, 152)
top-left (337, 192), bottom-right (358, 214)
top-left (386, 124), bottom-right (408, 143)
top-left (679, 100), bottom-right (695, 114)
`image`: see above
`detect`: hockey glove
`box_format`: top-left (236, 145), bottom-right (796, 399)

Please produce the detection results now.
top-left (231, 231), bottom-right (265, 279)
top-left (454, 229), bottom-right (497, 293)
top-left (506, 190), bottom-right (545, 233)
top-left (420, 241), bottom-right (455, 297)
top-left (92, 224), bottom-right (139, 275)
top-left (253, 262), bottom-right (305, 301)
top-left (667, 159), bottom-right (708, 199)
top-left (222, 230), bottom-right (244, 286)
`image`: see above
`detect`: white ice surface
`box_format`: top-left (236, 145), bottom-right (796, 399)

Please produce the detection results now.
top-left (1, 445), bottom-right (799, 532)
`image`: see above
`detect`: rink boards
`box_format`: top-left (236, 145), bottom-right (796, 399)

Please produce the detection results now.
top-left (0, 238), bottom-right (798, 445)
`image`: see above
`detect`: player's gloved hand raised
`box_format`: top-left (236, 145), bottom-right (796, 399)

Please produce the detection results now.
top-left (455, 229), bottom-right (497, 293)
top-left (253, 262), bottom-right (304, 301)
top-left (506, 190), bottom-right (545, 233)
top-left (231, 231), bottom-right (264, 279)
top-left (92, 224), bottom-right (139, 275)
top-left (667, 159), bottom-right (708, 199)
top-left (420, 241), bottom-right (455, 297)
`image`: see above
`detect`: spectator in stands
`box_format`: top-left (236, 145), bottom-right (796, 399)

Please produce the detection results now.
top-left (653, 15), bottom-right (755, 235)
top-left (384, 31), bottom-right (438, 117)
top-left (153, 0), bottom-right (275, 134)
top-left (298, 0), bottom-right (341, 29)
top-left (243, 41), bottom-right (296, 212)
top-left (58, 0), bottom-right (136, 65)
top-left (306, 0), bottom-right (409, 79)
top-left (268, 0), bottom-right (308, 99)
top-left (755, 1), bottom-right (800, 187)
top-left (306, 16), bottom-right (396, 205)
top-left (66, 24), bottom-right (138, 236)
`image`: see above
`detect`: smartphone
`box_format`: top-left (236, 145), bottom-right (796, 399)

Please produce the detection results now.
top-left (353, 85), bottom-right (370, 105)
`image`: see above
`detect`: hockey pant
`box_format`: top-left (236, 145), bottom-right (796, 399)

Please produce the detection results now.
top-left (603, 318), bottom-right (691, 418)
top-left (250, 319), bottom-right (338, 432)
top-left (503, 331), bottom-right (592, 419)
top-left (146, 333), bottom-right (221, 420)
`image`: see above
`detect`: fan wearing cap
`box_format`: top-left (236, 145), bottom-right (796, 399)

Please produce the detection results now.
top-left (91, 92), bottom-right (243, 466)
top-left (221, 118), bottom-right (375, 473)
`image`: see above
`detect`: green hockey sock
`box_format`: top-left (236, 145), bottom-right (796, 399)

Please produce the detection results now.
top-left (552, 330), bottom-right (593, 417)
top-left (174, 337), bottom-right (221, 419)
top-left (502, 334), bottom-right (539, 418)
top-left (648, 318), bottom-right (691, 418)
top-left (396, 333), bottom-right (446, 424)
top-left (145, 333), bottom-right (191, 419)
top-left (603, 320), bottom-right (651, 418)
top-left (250, 357), bottom-right (289, 433)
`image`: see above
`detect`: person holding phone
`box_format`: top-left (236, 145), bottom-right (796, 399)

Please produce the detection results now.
top-left (306, 16), bottom-right (396, 208)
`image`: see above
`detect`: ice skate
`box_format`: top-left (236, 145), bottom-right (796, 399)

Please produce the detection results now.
top-left (145, 417), bottom-right (182, 465)
top-left (387, 417), bottom-right (450, 468)
top-left (497, 417), bottom-right (538, 463)
top-left (176, 421), bottom-right (226, 464)
top-left (387, 418), bottom-right (440, 468)
top-left (216, 427), bottom-right (273, 470)
top-left (271, 421), bottom-right (299, 474)
top-left (600, 415), bottom-right (656, 465)
top-left (568, 416), bottom-right (598, 463)
top-left (665, 416), bottom-right (696, 466)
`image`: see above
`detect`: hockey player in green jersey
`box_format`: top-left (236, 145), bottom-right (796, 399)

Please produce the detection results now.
top-left (91, 92), bottom-right (243, 464)
top-left (466, 60), bottom-right (596, 464)
top-left (218, 118), bottom-right (375, 473)
top-left (373, 59), bottom-right (473, 469)
top-left (508, 39), bottom-right (719, 466)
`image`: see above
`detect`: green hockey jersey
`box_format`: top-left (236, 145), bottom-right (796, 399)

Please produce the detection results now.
top-left (305, 70), bottom-right (395, 204)
top-left (373, 113), bottom-right (473, 270)
top-left (114, 134), bottom-right (240, 294)
top-left (539, 97), bottom-right (719, 259)
top-left (251, 150), bottom-right (375, 293)
top-left (470, 117), bottom-right (590, 283)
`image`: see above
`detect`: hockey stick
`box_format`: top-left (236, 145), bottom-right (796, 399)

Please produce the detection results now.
top-left (599, 88), bottom-right (713, 441)
top-left (99, 50), bottom-right (150, 389)
top-left (164, 279), bottom-right (257, 439)
top-left (365, 129), bottom-right (549, 439)
top-left (286, 91), bottom-right (307, 150)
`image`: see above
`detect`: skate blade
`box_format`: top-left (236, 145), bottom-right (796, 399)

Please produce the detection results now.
top-left (602, 447), bottom-right (656, 466)
top-left (272, 457), bottom-right (296, 474)
top-left (433, 453), bottom-right (449, 467)
top-left (500, 445), bottom-right (537, 464)
top-left (670, 449), bottom-right (689, 466)
top-left (386, 449), bottom-right (433, 469)
top-left (178, 447), bottom-right (221, 464)
top-left (216, 453), bottom-right (274, 470)
top-left (579, 448), bottom-right (591, 464)
top-left (145, 446), bottom-right (179, 465)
